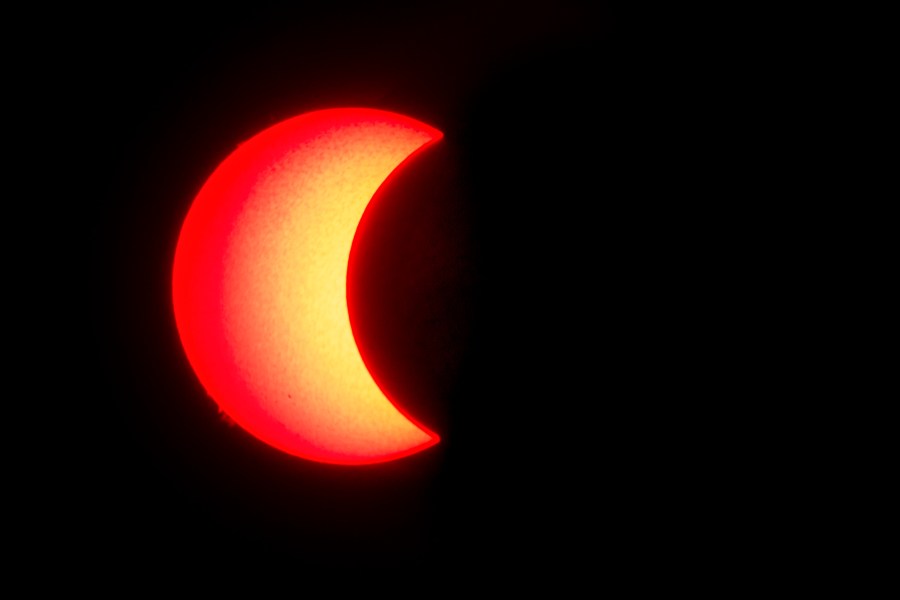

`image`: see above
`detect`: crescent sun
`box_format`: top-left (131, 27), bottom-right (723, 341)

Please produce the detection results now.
top-left (172, 107), bottom-right (442, 465)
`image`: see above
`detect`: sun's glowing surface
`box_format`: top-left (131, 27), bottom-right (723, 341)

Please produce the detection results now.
top-left (172, 108), bottom-right (442, 464)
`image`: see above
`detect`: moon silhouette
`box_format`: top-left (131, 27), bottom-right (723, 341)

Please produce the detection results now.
top-left (172, 108), bottom-right (442, 465)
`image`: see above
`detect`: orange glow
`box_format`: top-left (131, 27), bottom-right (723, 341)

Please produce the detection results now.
top-left (172, 108), bottom-right (442, 464)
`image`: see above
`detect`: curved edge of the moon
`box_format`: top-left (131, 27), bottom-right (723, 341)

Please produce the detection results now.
top-left (346, 126), bottom-right (445, 454)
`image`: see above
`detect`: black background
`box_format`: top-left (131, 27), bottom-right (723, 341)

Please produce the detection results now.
top-left (34, 1), bottom-right (769, 574)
